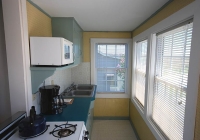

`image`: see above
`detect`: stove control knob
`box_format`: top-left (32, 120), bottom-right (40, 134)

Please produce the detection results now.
top-left (83, 136), bottom-right (88, 140)
top-left (84, 131), bottom-right (89, 135)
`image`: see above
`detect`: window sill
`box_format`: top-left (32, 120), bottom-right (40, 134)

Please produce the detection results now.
top-left (96, 93), bottom-right (130, 98)
top-left (132, 97), bottom-right (145, 113)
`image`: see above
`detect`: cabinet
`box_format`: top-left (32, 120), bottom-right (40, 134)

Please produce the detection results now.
top-left (52, 17), bottom-right (83, 66)
top-left (86, 100), bottom-right (94, 139)
top-left (30, 18), bottom-right (83, 94)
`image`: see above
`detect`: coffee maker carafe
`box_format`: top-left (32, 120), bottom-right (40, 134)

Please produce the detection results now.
top-left (39, 85), bottom-right (62, 115)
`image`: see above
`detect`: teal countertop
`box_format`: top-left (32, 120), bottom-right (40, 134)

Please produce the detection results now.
top-left (43, 85), bottom-right (96, 124)
top-left (44, 98), bottom-right (92, 123)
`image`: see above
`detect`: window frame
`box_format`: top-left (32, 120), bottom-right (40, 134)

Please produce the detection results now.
top-left (131, 2), bottom-right (200, 140)
top-left (91, 38), bottom-right (132, 98)
top-left (152, 22), bottom-right (193, 140)
top-left (132, 38), bottom-right (148, 111)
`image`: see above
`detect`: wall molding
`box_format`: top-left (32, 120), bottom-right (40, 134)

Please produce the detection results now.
top-left (27, 0), bottom-right (51, 18)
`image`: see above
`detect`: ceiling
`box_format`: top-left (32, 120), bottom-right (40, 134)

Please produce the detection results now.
top-left (30, 0), bottom-right (169, 31)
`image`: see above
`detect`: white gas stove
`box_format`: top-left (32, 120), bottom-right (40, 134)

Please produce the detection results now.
top-left (8, 121), bottom-right (89, 140)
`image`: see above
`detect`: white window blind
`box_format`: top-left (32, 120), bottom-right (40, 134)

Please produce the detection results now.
top-left (134, 40), bottom-right (147, 106)
top-left (96, 44), bottom-right (127, 92)
top-left (152, 21), bottom-right (193, 140)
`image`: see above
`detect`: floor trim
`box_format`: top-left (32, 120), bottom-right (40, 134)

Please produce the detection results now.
top-left (129, 119), bottom-right (141, 140)
top-left (94, 116), bottom-right (129, 120)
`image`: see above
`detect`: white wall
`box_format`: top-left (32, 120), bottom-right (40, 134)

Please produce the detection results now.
top-left (71, 62), bottom-right (91, 84)
top-left (0, 0), bottom-right (11, 123)
top-left (32, 68), bottom-right (72, 114)
top-left (33, 63), bottom-right (91, 114)
top-left (2, 0), bottom-right (32, 115)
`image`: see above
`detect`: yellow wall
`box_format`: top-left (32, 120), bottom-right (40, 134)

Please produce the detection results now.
top-left (94, 98), bottom-right (129, 117)
top-left (26, 1), bottom-right (52, 37)
top-left (83, 32), bottom-right (132, 62)
top-left (133, 0), bottom-right (195, 37)
top-left (130, 102), bottom-right (156, 140)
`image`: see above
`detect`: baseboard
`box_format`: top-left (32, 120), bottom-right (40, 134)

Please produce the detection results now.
top-left (129, 119), bottom-right (140, 140)
top-left (94, 116), bottom-right (129, 120)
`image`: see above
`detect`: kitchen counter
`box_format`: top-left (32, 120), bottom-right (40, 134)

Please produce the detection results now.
top-left (44, 98), bottom-right (91, 123)
top-left (43, 85), bottom-right (96, 124)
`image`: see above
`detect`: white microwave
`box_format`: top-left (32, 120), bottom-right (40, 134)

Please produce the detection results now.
top-left (30, 37), bottom-right (74, 66)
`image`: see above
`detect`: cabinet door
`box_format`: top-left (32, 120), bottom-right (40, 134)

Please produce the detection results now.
top-left (52, 17), bottom-right (83, 66)
top-left (52, 18), bottom-right (73, 42)
top-left (86, 100), bottom-right (94, 138)
top-left (73, 20), bottom-right (83, 65)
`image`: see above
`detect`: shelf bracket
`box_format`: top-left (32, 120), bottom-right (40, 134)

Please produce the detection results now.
top-left (31, 69), bottom-right (55, 93)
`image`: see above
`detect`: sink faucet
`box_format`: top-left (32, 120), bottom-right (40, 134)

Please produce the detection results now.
top-left (70, 82), bottom-right (77, 90)
top-left (62, 83), bottom-right (76, 96)
top-left (65, 83), bottom-right (76, 93)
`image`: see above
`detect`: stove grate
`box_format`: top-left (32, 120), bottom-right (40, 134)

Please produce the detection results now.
top-left (49, 122), bottom-right (77, 138)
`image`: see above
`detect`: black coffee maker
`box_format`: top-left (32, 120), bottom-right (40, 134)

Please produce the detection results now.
top-left (39, 85), bottom-right (63, 115)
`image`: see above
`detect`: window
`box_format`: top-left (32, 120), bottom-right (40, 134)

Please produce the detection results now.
top-left (151, 21), bottom-right (193, 139)
top-left (91, 38), bottom-right (132, 98)
top-left (131, 3), bottom-right (200, 139)
top-left (96, 44), bottom-right (127, 92)
top-left (134, 40), bottom-right (148, 106)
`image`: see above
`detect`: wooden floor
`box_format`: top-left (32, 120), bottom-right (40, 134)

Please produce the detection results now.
top-left (91, 120), bottom-right (138, 140)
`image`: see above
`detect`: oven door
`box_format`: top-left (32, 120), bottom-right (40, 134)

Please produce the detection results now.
top-left (79, 123), bottom-right (89, 140)
top-left (0, 112), bottom-right (26, 140)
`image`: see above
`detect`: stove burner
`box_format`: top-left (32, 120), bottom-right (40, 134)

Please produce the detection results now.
top-left (58, 128), bottom-right (73, 137)
top-left (49, 122), bottom-right (77, 138)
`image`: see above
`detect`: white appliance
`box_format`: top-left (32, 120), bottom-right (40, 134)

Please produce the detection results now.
top-left (30, 37), bottom-right (74, 66)
top-left (8, 121), bottom-right (89, 140)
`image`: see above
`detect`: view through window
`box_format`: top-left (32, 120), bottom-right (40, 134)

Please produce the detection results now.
top-left (95, 44), bottom-right (127, 92)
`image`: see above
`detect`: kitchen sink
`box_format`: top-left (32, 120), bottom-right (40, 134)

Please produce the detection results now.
top-left (63, 84), bottom-right (95, 98)
top-left (71, 90), bottom-right (92, 96)
top-left (66, 90), bottom-right (93, 97)
top-left (76, 84), bottom-right (94, 90)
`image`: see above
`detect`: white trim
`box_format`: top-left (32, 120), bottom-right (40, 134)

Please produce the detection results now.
top-left (19, 0), bottom-right (32, 115)
top-left (91, 38), bottom-right (132, 98)
top-left (132, 38), bottom-right (148, 108)
top-left (146, 34), bottom-right (156, 118)
top-left (183, 0), bottom-right (200, 139)
top-left (132, 2), bottom-right (198, 140)
top-left (131, 41), bottom-right (136, 99)
top-left (2, 0), bottom-right (32, 115)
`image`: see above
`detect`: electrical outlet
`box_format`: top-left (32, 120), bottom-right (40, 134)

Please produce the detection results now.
top-left (51, 80), bottom-right (54, 85)
top-left (32, 94), bottom-right (36, 101)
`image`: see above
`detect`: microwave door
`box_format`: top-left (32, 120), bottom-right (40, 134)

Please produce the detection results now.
top-left (63, 42), bottom-right (73, 64)
top-left (65, 45), bottom-right (70, 59)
